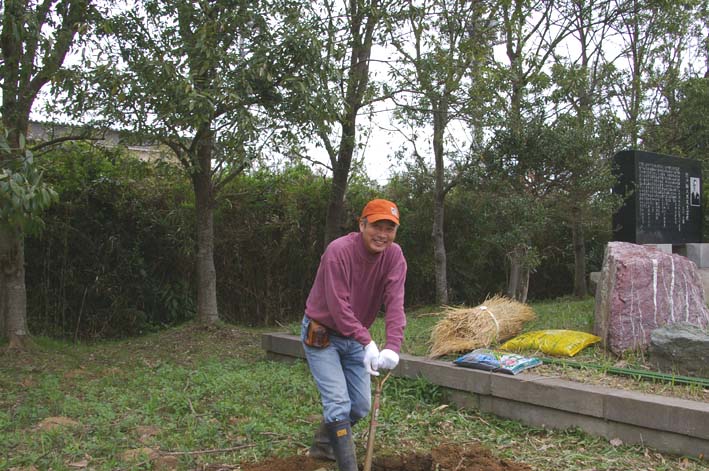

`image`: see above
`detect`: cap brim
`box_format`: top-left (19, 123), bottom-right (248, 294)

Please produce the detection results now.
top-left (366, 214), bottom-right (400, 225)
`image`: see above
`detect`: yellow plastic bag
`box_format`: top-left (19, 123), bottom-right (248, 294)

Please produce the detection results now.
top-left (500, 329), bottom-right (601, 357)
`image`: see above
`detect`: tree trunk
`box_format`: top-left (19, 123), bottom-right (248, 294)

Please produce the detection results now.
top-left (322, 0), bottom-right (379, 246)
top-left (504, 4), bottom-right (528, 305)
top-left (0, 0), bottom-right (86, 349)
top-left (519, 266), bottom-right (529, 304)
top-left (324, 137), bottom-right (353, 245)
top-left (0, 225), bottom-right (31, 348)
top-left (0, 271), bottom-right (5, 341)
top-left (506, 245), bottom-right (529, 303)
top-left (1, 115), bottom-right (31, 349)
top-left (432, 96), bottom-right (448, 305)
top-left (192, 132), bottom-right (219, 324)
top-left (571, 215), bottom-right (588, 298)
top-left (432, 198), bottom-right (448, 305)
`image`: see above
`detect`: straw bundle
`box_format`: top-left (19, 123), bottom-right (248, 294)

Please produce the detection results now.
top-left (428, 295), bottom-right (536, 358)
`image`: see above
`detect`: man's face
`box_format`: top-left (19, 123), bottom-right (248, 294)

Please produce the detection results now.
top-left (360, 219), bottom-right (398, 254)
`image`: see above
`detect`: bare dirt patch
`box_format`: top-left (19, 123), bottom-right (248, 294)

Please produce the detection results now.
top-left (236, 443), bottom-right (532, 471)
top-left (35, 416), bottom-right (81, 431)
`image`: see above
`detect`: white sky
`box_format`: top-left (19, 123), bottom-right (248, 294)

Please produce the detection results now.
top-left (29, 4), bottom-right (706, 186)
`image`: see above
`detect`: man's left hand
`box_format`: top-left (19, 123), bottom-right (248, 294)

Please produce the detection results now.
top-left (378, 349), bottom-right (399, 370)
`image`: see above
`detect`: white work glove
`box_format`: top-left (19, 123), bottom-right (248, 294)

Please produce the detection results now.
top-left (363, 341), bottom-right (380, 376)
top-left (378, 349), bottom-right (399, 370)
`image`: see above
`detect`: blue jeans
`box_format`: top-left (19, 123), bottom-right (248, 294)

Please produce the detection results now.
top-left (301, 315), bottom-right (371, 424)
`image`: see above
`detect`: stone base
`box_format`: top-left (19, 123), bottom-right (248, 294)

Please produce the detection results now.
top-left (684, 243), bottom-right (709, 268)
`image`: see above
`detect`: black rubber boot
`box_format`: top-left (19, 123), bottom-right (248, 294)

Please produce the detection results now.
top-left (326, 419), bottom-right (358, 471)
top-left (308, 419), bottom-right (335, 461)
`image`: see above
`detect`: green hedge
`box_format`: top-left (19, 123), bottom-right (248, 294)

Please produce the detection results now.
top-left (25, 144), bottom-right (195, 338)
top-left (24, 145), bottom-right (607, 339)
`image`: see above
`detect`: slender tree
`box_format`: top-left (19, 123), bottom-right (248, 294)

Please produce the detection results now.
top-left (639, 0), bottom-right (707, 150)
top-left (82, 0), bottom-right (319, 323)
top-left (608, 0), bottom-right (701, 146)
top-left (307, 0), bottom-right (396, 245)
top-left (0, 0), bottom-right (90, 348)
top-left (548, 0), bottom-right (620, 297)
top-left (488, 0), bottom-right (574, 301)
top-left (643, 77), bottom-right (709, 161)
top-left (386, 0), bottom-right (497, 304)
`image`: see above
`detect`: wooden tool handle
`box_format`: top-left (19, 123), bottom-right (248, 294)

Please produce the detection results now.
top-left (363, 372), bottom-right (391, 471)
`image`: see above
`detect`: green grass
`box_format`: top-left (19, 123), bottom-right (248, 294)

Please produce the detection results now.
top-left (1, 309), bottom-right (708, 470)
top-left (523, 296), bottom-right (596, 332)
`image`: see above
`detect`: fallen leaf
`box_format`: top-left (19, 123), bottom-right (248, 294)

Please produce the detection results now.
top-left (122, 447), bottom-right (158, 462)
top-left (136, 425), bottom-right (161, 442)
top-left (63, 368), bottom-right (88, 379)
top-left (67, 459), bottom-right (88, 468)
top-left (228, 416), bottom-right (246, 425)
top-left (102, 367), bottom-right (122, 377)
top-left (20, 377), bottom-right (35, 388)
top-left (153, 455), bottom-right (179, 470)
top-left (609, 437), bottom-right (623, 447)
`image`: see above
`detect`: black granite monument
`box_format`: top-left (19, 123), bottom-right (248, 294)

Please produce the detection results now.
top-left (612, 150), bottom-right (702, 244)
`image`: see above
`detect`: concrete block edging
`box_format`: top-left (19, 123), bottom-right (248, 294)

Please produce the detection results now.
top-left (262, 332), bottom-right (709, 460)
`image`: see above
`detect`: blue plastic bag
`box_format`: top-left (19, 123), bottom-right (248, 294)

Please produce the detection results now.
top-left (454, 348), bottom-right (541, 375)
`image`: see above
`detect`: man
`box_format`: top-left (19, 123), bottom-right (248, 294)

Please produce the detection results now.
top-left (301, 198), bottom-right (407, 471)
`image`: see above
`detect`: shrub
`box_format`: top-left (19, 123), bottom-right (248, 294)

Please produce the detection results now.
top-left (25, 144), bottom-right (194, 339)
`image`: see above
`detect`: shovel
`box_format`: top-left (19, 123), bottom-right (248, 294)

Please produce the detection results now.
top-left (363, 370), bottom-right (392, 471)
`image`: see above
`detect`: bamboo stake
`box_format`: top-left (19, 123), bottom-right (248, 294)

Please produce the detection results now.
top-left (541, 357), bottom-right (709, 387)
top-left (363, 371), bottom-right (392, 471)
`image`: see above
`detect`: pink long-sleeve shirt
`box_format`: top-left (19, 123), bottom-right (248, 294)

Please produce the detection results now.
top-left (305, 232), bottom-right (407, 352)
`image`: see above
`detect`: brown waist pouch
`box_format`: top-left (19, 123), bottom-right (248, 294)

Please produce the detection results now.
top-left (305, 319), bottom-right (331, 348)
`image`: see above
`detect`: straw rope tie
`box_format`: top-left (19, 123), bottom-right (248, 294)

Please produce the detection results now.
top-left (479, 305), bottom-right (500, 340)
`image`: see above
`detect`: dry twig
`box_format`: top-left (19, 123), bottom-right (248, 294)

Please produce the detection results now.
top-left (160, 444), bottom-right (255, 456)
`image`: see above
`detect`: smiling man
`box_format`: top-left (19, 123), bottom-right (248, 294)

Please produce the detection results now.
top-left (301, 198), bottom-right (407, 471)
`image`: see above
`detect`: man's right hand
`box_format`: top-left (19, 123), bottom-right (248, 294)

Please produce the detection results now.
top-left (363, 341), bottom-right (380, 376)
top-left (378, 349), bottom-right (399, 370)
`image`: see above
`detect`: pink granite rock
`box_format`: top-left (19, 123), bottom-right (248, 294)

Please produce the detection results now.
top-left (594, 242), bottom-right (709, 355)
